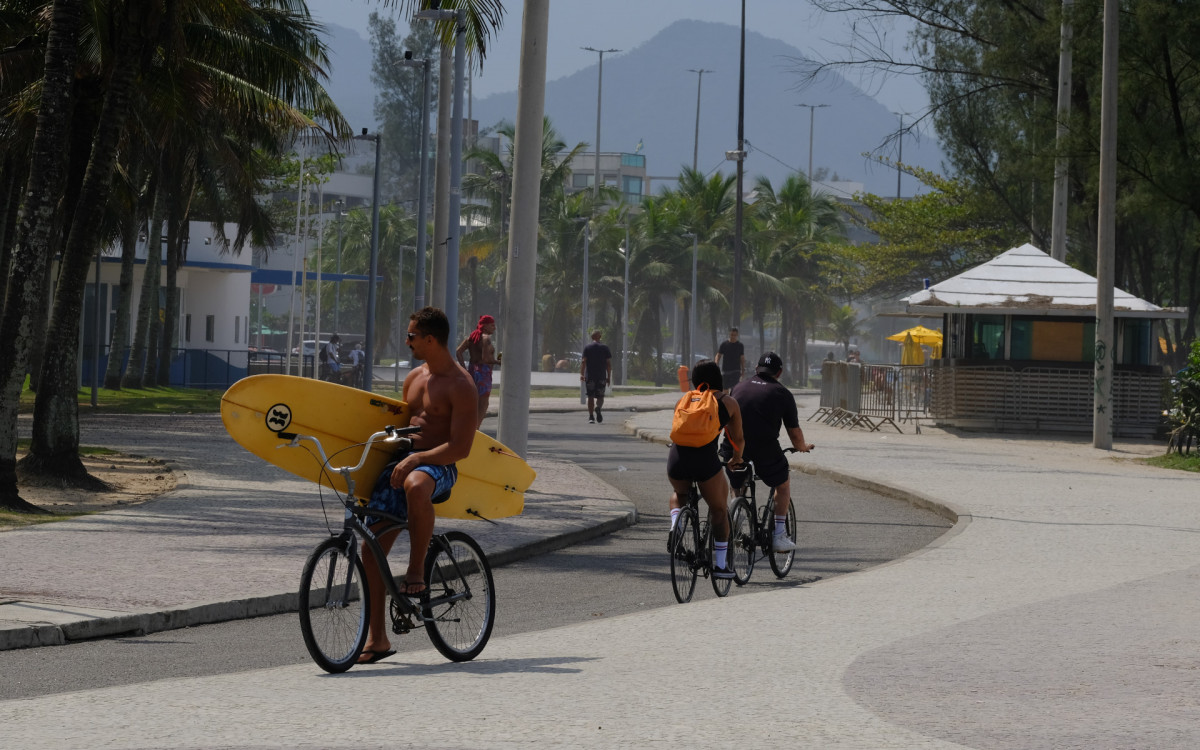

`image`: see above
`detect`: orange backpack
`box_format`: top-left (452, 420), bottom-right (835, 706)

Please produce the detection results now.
top-left (669, 384), bottom-right (721, 447)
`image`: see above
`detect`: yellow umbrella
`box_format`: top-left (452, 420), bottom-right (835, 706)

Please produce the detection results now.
top-left (887, 325), bottom-right (943, 345)
top-left (900, 332), bottom-right (925, 365)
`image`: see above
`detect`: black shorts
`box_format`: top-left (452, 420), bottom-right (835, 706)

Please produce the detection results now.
top-left (723, 446), bottom-right (790, 490)
top-left (586, 379), bottom-right (606, 399)
top-left (667, 441), bottom-right (723, 484)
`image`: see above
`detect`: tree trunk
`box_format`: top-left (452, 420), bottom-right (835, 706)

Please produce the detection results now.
top-left (157, 214), bottom-right (185, 385)
top-left (124, 192), bottom-right (164, 389)
top-left (25, 46), bottom-right (139, 489)
top-left (104, 219), bottom-right (140, 389)
top-left (0, 0), bottom-right (82, 512)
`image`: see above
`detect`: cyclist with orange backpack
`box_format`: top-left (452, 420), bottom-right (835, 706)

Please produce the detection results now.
top-left (666, 359), bottom-right (745, 578)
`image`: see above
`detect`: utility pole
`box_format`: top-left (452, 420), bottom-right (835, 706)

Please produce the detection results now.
top-left (797, 103), bottom-right (829, 186)
top-left (1050, 0), bottom-right (1074, 263)
top-left (498, 0), bottom-right (550, 457)
top-left (1093, 0), bottom-right (1117, 449)
top-left (732, 0), bottom-right (746, 329)
top-left (583, 46), bottom-right (620, 200)
top-left (687, 68), bottom-right (713, 171)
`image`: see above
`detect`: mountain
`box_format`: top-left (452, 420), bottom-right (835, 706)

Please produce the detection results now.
top-left (471, 20), bottom-right (942, 197)
top-left (320, 19), bottom-right (943, 197)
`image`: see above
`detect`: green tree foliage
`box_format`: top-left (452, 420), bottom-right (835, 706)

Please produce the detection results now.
top-left (370, 13), bottom-right (439, 205)
top-left (1167, 341), bottom-right (1200, 455)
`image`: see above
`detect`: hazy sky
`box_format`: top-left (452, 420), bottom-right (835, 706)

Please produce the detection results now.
top-left (302, 0), bottom-right (927, 114)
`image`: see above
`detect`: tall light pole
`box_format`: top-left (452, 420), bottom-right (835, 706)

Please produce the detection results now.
top-left (797, 103), bottom-right (829, 186)
top-left (687, 68), bottom-right (713, 171)
top-left (732, 0), bottom-right (746, 330)
top-left (583, 46), bottom-right (620, 199)
top-left (683, 233), bottom-right (698, 365)
top-left (1094, 0), bottom-right (1118, 449)
top-left (621, 221), bottom-right (630, 386)
top-left (417, 5), bottom-right (466, 343)
top-left (579, 219), bottom-right (590, 404)
top-left (334, 199), bottom-right (345, 334)
top-left (399, 51), bottom-right (432, 314)
top-left (353, 129), bottom-right (381, 391)
top-left (893, 112), bottom-right (906, 199)
top-left (497, 0), bottom-right (550, 457)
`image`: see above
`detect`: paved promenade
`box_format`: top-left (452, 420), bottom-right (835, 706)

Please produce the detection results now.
top-left (4, 388), bottom-right (1199, 749)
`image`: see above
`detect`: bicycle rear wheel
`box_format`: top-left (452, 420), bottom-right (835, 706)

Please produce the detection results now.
top-left (298, 535), bottom-right (370, 673)
top-left (670, 506), bottom-right (699, 603)
top-left (423, 531), bottom-right (496, 662)
top-left (769, 496), bottom-right (798, 578)
top-left (728, 497), bottom-right (755, 586)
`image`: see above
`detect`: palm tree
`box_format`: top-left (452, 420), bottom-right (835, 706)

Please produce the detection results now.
top-left (825, 305), bottom-right (863, 358)
top-left (749, 174), bottom-right (846, 382)
top-left (14, 0), bottom-right (349, 491)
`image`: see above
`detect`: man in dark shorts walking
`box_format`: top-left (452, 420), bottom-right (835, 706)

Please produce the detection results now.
top-left (580, 330), bottom-right (612, 423)
top-left (723, 351), bottom-right (814, 552)
top-left (716, 327), bottom-right (745, 388)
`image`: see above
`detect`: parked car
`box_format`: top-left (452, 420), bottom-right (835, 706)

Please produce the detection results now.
top-left (291, 340), bottom-right (330, 357)
top-left (248, 346), bottom-right (283, 362)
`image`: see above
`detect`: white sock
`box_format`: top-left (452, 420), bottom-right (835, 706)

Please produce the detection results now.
top-left (670, 508), bottom-right (681, 530)
top-left (775, 515), bottom-right (787, 536)
top-left (714, 541), bottom-right (728, 569)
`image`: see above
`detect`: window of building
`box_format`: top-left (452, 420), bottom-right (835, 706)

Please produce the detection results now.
top-left (234, 315), bottom-right (240, 344)
top-left (572, 174), bottom-right (593, 189)
top-left (185, 314), bottom-right (192, 343)
top-left (205, 315), bottom-right (215, 343)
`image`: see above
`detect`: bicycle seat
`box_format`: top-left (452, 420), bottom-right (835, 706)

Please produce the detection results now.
top-left (431, 489), bottom-right (452, 505)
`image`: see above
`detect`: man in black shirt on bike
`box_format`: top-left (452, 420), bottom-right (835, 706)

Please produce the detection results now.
top-left (723, 352), bottom-right (814, 552)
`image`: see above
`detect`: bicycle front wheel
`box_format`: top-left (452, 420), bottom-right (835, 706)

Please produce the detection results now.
top-left (670, 506), bottom-right (699, 603)
top-left (298, 535), bottom-right (370, 673)
top-left (423, 531), bottom-right (496, 662)
top-left (728, 497), bottom-right (755, 586)
top-left (769, 497), bottom-right (798, 578)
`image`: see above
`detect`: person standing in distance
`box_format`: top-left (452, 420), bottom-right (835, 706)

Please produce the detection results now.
top-left (455, 314), bottom-right (501, 428)
top-left (580, 330), bottom-right (612, 424)
top-left (716, 327), bottom-right (745, 388)
top-left (723, 351), bottom-right (814, 552)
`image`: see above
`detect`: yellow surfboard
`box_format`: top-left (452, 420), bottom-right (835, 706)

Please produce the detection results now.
top-left (220, 374), bottom-right (533, 520)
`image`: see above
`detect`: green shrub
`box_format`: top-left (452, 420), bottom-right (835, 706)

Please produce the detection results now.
top-left (1166, 341), bottom-right (1200, 454)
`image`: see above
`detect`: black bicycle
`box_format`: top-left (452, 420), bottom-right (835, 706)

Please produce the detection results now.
top-left (669, 478), bottom-right (733, 603)
top-left (284, 426), bottom-right (495, 673)
top-left (727, 448), bottom-right (800, 585)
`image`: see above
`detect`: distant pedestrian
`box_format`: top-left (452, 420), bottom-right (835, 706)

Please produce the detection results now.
top-left (716, 327), bottom-right (745, 388)
top-left (455, 314), bottom-right (500, 429)
top-left (580, 330), bottom-right (612, 424)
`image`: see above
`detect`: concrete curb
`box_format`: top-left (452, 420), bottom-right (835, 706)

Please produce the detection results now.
top-left (0, 506), bottom-right (638, 652)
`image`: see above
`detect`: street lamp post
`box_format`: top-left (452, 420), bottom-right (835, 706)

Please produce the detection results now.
top-left (732, 0), bottom-right (746, 330)
top-left (583, 46), bottom-right (620, 199)
top-left (416, 5), bottom-right (466, 342)
top-left (683, 232), bottom-right (697, 365)
top-left (687, 68), bottom-right (713, 171)
top-left (621, 222), bottom-right (630, 386)
top-left (893, 112), bottom-right (906, 199)
top-left (353, 128), bottom-right (381, 391)
top-left (797, 103), bottom-right (829, 186)
top-left (399, 51), bottom-right (432, 313)
top-left (334, 199), bottom-right (345, 333)
top-left (579, 220), bottom-right (590, 404)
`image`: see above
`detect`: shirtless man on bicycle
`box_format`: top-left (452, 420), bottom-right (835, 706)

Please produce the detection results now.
top-left (360, 306), bottom-right (477, 663)
top-left (722, 351), bottom-right (814, 552)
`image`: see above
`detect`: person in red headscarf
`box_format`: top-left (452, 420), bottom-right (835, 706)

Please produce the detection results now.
top-left (455, 314), bottom-right (500, 428)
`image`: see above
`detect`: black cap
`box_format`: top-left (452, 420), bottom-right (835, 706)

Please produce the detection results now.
top-left (756, 351), bottom-right (783, 375)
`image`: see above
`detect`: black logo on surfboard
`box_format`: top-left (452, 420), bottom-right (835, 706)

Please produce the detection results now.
top-left (266, 403), bottom-right (292, 432)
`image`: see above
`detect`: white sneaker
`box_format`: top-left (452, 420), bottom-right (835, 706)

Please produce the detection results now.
top-left (772, 533), bottom-right (797, 553)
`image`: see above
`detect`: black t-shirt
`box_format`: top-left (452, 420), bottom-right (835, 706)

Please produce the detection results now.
top-left (582, 341), bottom-right (612, 382)
top-left (730, 373), bottom-right (798, 462)
top-left (717, 340), bottom-right (744, 373)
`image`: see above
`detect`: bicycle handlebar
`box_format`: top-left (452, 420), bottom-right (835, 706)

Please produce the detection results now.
top-left (277, 424), bottom-right (421, 479)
